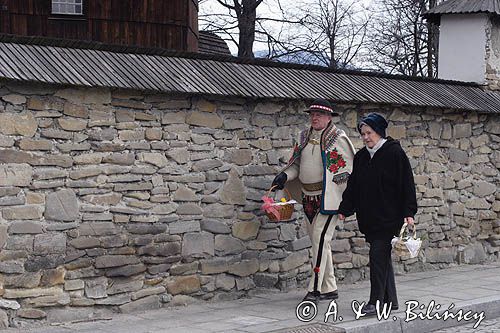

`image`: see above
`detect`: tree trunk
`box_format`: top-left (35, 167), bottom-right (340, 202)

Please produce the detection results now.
top-left (237, 0), bottom-right (258, 58)
top-left (427, 0), bottom-right (438, 77)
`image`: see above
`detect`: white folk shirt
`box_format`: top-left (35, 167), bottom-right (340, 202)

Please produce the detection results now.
top-left (285, 129), bottom-right (324, 195)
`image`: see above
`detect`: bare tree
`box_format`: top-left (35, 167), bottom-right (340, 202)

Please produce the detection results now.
top-left (261, 0), bottom-right (369, 69)
top-left (199, 0), bottom-right (268, 58)
top-left (364, 0), bottom-right (441, 77)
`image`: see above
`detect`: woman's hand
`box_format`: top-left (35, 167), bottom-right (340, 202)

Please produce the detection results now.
top-left (338, 214), bottom-right (345, 220)
top-left (404, 217), bottom-right (414, 225)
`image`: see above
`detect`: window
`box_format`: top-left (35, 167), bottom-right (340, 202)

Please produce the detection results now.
top-left (52, 0), bottom-right (83, 15)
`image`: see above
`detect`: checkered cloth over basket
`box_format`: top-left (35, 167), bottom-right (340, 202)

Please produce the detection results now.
top-left (261, 186), bottom-right (295, 222)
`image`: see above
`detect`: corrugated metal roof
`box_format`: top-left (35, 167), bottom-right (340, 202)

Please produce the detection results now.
top-left (424, 0), bottom-right (500, 18)
top-left (0, 39), bottom-right (499, 113)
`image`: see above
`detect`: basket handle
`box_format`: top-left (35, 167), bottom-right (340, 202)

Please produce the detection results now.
top-left (267, 185), bottom-right (292, 201)
top-left (398, 222), bottom-right (417, 239)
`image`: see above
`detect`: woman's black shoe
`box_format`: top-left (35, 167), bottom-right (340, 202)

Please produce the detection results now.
top-left (361, 303), bottom-right (377, 316)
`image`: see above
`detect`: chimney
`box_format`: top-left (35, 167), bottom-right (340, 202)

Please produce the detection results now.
top-left (424, 0), bottom-right (500, 90)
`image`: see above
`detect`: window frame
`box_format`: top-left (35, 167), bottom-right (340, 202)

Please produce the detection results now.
top-left (51, 0), bottom-right (84, 16)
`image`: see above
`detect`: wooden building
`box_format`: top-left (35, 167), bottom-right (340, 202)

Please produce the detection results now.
top-left (0, 0), bottom-right (199, 51)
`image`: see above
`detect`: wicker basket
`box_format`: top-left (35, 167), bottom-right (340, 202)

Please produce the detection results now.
top-left (392, 223), bottom-right (420, 257)
top-left (263, 186), bottom-right (295, 222)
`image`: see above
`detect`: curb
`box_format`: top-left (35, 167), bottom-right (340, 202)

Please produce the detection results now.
top-left (330, 295), bottom-right (500, 333)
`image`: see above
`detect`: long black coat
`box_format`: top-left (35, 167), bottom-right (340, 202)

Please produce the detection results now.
top-left (338, 138), bottom-right (417, 241)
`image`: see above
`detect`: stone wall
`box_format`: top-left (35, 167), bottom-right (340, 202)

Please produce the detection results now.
top-left (0, 80), bottom-right (499, 328)
top-left (486, 16), bottom-right (500, 90)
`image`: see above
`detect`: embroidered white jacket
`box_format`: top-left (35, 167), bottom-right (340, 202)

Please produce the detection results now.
top-left (281, 122), bottom-right (356, 214)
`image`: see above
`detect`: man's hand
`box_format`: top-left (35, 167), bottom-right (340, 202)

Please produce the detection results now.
top-left (271, 172), bottom-right (287, 190)
top-left (404, 217), bottom-right (414, 225)
top-left (338, 214), bottom-right (345, 220)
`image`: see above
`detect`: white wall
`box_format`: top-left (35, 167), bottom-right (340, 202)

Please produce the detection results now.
top-left (438, 14), bottom-right (488, 83)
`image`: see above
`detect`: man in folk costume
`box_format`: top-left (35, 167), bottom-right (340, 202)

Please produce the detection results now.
top-left (272, 99), bottom-right (355, 303)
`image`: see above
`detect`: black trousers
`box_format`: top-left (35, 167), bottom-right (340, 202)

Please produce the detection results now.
top-left (368, 238), bottom-right (398, 306)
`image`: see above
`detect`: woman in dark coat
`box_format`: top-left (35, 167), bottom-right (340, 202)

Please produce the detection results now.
top-left (338, 113), bottom-right (417, 316)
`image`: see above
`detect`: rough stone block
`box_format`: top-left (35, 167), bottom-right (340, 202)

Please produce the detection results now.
top-left (3, 286), bottom-right (62, 299)
top-left (465, 198), bottom-right (491, 210)
top-left (63, 102), bottom-right (89, 118)
top-left (352, 254), bottom-right (369, 268)
top-left (17, 308), bottom-right (47, 319)
top-left (279, 251), bottom-right (308, 271)
top-left (169, 262), bottom-right (198, 276)
top-left (0, 112), bottom-right (37, 137)
top-left (64, 279), bottom-right (84, 291)
top-left (166, 275), bottom-right (200, 295)
top-left (107, 278), bottom-right (143, 295)
top-left (106, 264), bottom-right (147, 277)
top-left (200, 258), bottom-right (229, 275)
top-left (0, 310), bottom-right (7, 329)
top-left (0, 261), bottom-right (24, 274)
top-left (232, 221), bottom-right (260, 240)
top-left (58, 118), bottom-right (87, 131)
top-left (228, 259), bottom-right (259, 277)
top-left (102, 153), bottom-right (135, 165)
top-left (473, 181), bottom-right (497, 197)
top-left (78, 222), bottom-right (118, 236)
top-left (137, 243), bottom-right (180, 257)
top-left (224, 149), bottom-right (253, 165)
top-left (172, 186), bottom-right (199, 201)
top-left (119, 295), bottom-right (160, 313)
top-left (215, 274), bottom-right (235, 291)
top-left (453, 123), bottom-right (472, 138)
top-left (186, 112), bottom-right (222, 128)
top-left (34, 233), bottom-right (66, 255)
top-left (200, 220), bottom-right (230, 234)
top-left (425, 247), bottom-right (455, 263)
top-left (215, 235), bottom-right (245, 256)
top-left (138, 152), bottom-right (168, 167)
top-left (44, 189), bottom-right (78, 221)
top-left (182, 232), bottom-right (214, 258)
top-left (8, 221), bottom-right (43, 234)
top-left (2, 205), bottom-right (43, 220)
top-left (279, 224), bottom-right (296, 242)
top-left (95, 255), bottom-right (140, 269)
top-left (41, 267), bottom-right (66, 286)
top-left (220, 168), bottom-right (246, 205)
top-left (192, 160), bottom-right (223, 172)
top-left (85, 277), bottom-right (108, 299)
top-left (24, 293), bottom-right (70, 307)
top-left (331, 239), bottom-right (350, 252)
top-left (288, 236), bottom-right (311, 251)
top-left (24, 255), bottom-right (64, 272)
top-left (4, 271), bottom-right (41, 289)
top-left (169, 220), bottom-right (200, 234)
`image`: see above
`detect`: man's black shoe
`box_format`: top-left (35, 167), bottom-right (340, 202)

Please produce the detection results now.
top-left (361, 303), bottom-right (377, 316)
top-left (319, 290), bottom-right (338, 300)
top-left (302, 291), bottom-right (319, 303)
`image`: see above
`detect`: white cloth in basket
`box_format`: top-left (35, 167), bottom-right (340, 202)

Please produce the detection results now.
top-left (391, 223), bottom-right (422, 258)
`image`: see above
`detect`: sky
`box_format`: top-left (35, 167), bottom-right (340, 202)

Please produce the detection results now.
top-left (199, 0), bottom-right (375, 56)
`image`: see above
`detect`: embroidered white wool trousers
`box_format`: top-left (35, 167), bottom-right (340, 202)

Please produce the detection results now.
top-left (305, 213), bottom-right (338, 293)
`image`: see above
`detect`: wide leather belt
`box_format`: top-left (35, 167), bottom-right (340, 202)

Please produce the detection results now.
top-left (302, 182), bottom-right (323, 192)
